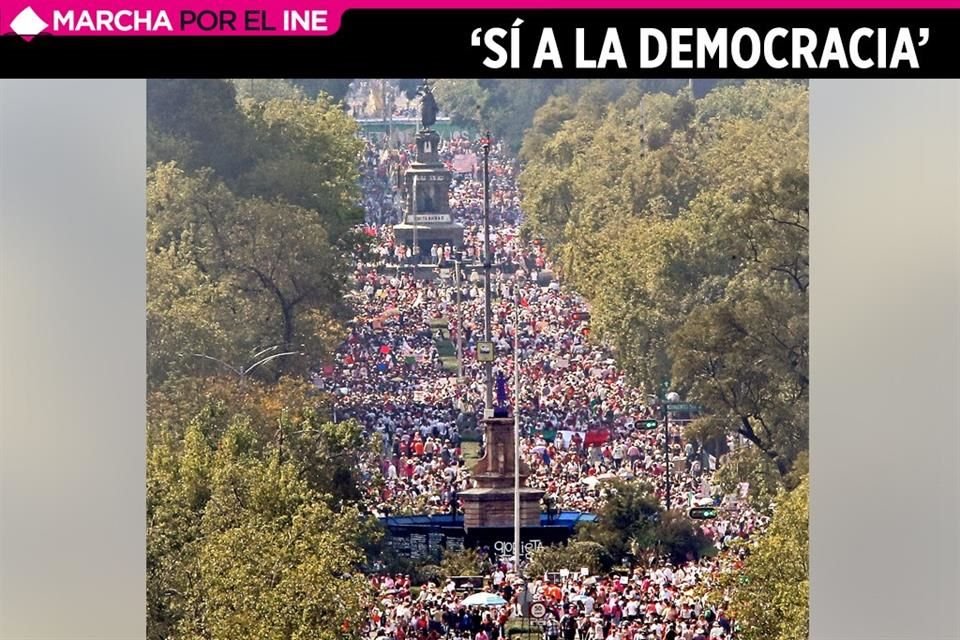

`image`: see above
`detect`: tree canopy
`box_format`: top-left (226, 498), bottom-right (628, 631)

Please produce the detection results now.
top-left (519, 80), bottom-right (809, 477)
top-left (575, 481), bottom-right (714, 569)
top-left (432, 79), bottom-right (699, 152)
top-left (147, 402), bottom-right (379, 640)
top-left (147, 80), bottom-right (379, 639)
top-left (147, 80), bottom-right (364, 387)
top-left (709, 476), bottom-right (809, 640)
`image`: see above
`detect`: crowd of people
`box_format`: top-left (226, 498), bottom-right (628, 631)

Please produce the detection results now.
top-left (317, 109), bottom-right (766, 639)
top-left (340, 133), bottom-right (732, 518)
top-left (368, 559), bottom-right (750, 640)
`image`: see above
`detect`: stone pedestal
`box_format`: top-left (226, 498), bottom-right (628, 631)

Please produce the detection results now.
top-left (460, 417), bottom-right (545, 530)
top-left (393, 128), bottom-right (464, 254)
top-left (460, 488), bottom-right (545, 530)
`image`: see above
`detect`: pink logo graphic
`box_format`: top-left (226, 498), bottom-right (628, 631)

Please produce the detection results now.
top-left (10, 6), bottom-right (48, 39)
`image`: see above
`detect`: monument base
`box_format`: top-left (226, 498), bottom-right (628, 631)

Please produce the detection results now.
top-left (394, 222), bottom-right (464, 254)
top-left (460, 487), bottom-right (545, 530)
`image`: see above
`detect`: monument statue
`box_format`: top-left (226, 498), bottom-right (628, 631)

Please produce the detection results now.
top-left (393, 78), bottom-right (463, 258)
top-left (495, 372), bottom-right (508, 409)
top-left (418, 80), bottom-right (439, 129)
top-left (460, 365), bottom-right (546, 527)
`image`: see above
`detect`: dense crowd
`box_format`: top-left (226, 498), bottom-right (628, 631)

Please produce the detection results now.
top-left (368, 557), bottom-right (752, 640)
top-left (320, 114), bottom-right (764, 639)
top-left (337, 133), bottom-right (729, 518)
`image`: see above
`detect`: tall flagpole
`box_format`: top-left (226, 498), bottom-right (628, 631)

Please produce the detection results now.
top-left (481, 133), bottom-right (493, 415)
top-left (513, 285), bottom-right (521, 573)
top-left (411, 173), bottom-right (419, 273)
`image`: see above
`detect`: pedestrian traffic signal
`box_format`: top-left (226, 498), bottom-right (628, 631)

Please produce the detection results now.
top-left (640, 419), bottom-right (659, 430)
top-left (688, 507), bottom-right (719, 520)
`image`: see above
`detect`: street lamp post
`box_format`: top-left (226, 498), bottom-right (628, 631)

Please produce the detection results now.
top-left (411, 173), bottom-right (419, 276)
top-left (663, 401), bottom-right (671, 511)
top-left (454, 252), bottom-right (464, 381)
top-left (648, 393), bottom-right (671, 511)
top-left (513, 282), bottom-right (521, 574)
top-left (481, 131), bottom-right (493, 415)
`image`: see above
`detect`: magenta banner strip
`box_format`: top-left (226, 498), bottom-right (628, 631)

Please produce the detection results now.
top-left (2, 0), bottom-right (958, 39)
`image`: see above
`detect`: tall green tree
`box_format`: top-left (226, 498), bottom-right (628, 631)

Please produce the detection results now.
top-left (576, 481), bottom-right (713, 568)
top-left (147, 400), bottom-right (379, 640)
top-left (712, 477), bottom-right (808, 640)
top-left (147, 164), bottom-right (351, 385)
top-left (147, 81), bottom-right (364, 387)
top-left (520, 80), bottom-right (809, 475)
top-left (230, 79), bottom-right (304, 103)
top-left (238, 94), bottom-right (364, 237)
top-left (290, 79), bottom-right (354, 103)
top-left (432, 79), bottom-right (489, 126)
top-left (148, 375), bottom-right (380, 509)
top-left (147, 79), bottom-right (255, 180)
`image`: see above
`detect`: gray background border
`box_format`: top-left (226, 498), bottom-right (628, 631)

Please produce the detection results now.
top-left (1, 79), bottom-right (958, 638)
top-left (1, 80), bottom-right (146, 639)
top-left (809, 80), bottom-right (960, 639)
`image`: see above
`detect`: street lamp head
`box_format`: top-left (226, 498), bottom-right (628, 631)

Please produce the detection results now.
top-left (481, 131), bottom-right (491, 152)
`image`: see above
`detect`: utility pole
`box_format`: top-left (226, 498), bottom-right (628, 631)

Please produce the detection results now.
top-left (455, 253), bottom-right (464, 381)
top-left (513, 284), bottom-right (521, 573)
top-left (388, 86), bottom-right (395, 147)
top-left (663, 401), bottom-right (671, 511)
top-left (481, 131), bottom-right (493, 414)
top-left (394, 164), bottom-right (403, 229)
top-left (411, 173), bottom-right (419, 277)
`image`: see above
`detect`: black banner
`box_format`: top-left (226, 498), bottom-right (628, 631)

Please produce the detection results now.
top-left (2, 10), bottom-right (960, 77)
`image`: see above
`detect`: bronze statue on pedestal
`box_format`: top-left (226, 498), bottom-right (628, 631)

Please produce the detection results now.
top-left (417, 80), bottom-right (439, 129)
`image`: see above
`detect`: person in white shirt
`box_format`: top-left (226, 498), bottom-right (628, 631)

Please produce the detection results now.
top-left (582, 594), bottom-right (595, 616)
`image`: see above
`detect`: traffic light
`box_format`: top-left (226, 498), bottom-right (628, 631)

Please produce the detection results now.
top-left (688, 507), bottom-right (719, 520)
top-left (639, 419), bottom-right (659, 430)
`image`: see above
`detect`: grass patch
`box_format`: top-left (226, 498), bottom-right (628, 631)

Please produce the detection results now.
top-left (440, 356), bottom-right (459, 373)
top-left (436, 340), bottom-right (457, 358)
top-left (432, 319), bottom-right (458, 373)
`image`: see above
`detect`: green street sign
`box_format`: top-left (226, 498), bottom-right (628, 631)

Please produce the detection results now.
top-left (666, 402), bottom-right (700, 413)
top-left (639, 419), bottom-right (659, 430)
top-left (688, 507), bottom-right (719, 520)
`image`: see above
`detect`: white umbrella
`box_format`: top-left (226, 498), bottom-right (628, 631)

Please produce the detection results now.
top-left (462, 592), bottom-right (508, 607)
top-left (581, 476), bottom-right (600, 487)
